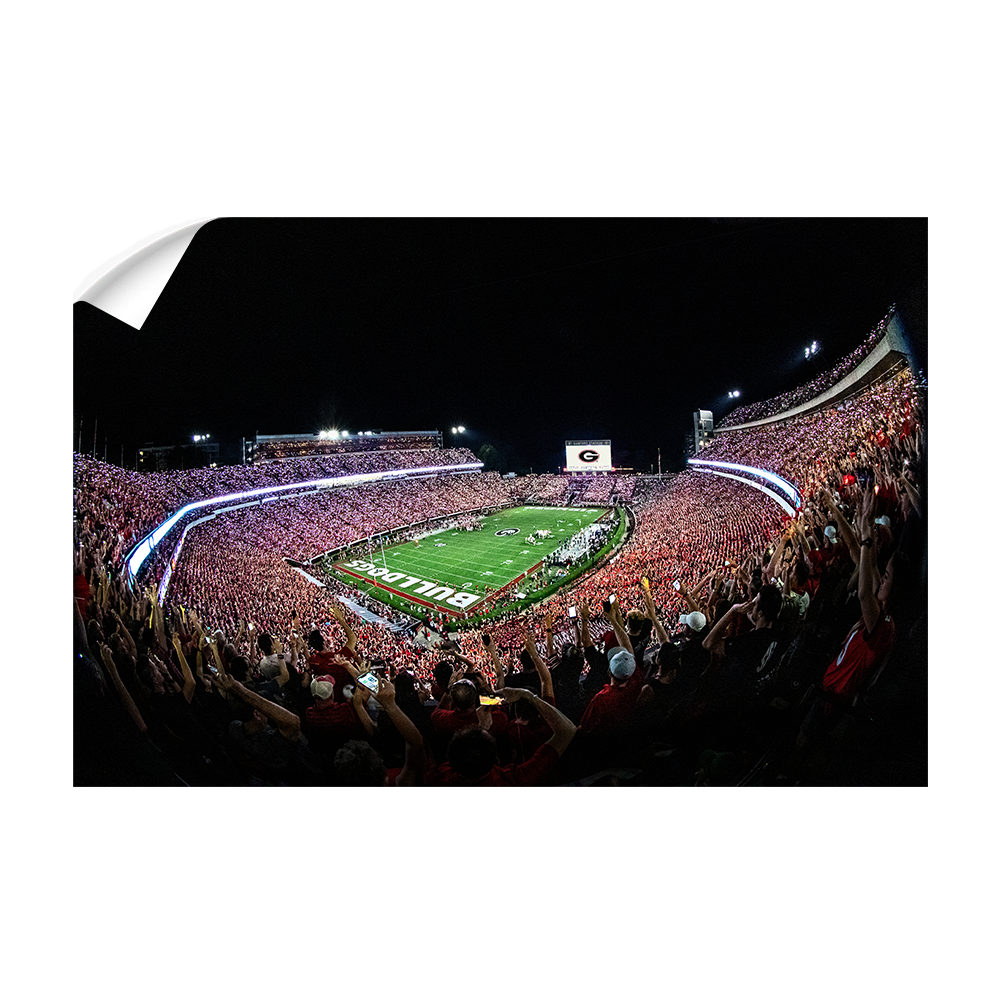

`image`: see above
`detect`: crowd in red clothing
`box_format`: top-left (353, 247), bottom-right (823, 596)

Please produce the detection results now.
top-left (74, 337), bottom-right (927, 785)
top-left (700, 367), bottom-right (919, 505)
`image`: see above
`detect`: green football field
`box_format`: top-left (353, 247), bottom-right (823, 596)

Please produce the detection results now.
top-left (325, 506), bottom-right (610, 618)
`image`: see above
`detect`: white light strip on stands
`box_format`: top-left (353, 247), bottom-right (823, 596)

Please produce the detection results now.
top-left (687, 458), bottom-right (800, 508)
top-left (687, 468), bottom-right (797, 516)
top-left (125, 462), bottom-right (484, 582)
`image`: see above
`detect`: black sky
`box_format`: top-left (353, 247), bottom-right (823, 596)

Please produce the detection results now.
top-left (74, 217), bottom-right (927, 473)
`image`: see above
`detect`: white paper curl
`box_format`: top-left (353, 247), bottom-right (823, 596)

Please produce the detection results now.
top-left (75, 219), bottom-right (213, 329)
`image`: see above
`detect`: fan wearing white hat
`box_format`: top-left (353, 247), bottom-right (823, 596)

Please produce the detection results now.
top-left (577, 597), bottom-right (645, 738)
top-left (678, 610), bottom-right (707, 634)
top-left (817, 488), bottom-right (861, 564)
top-left (667, 575), bottom-right (710, 647)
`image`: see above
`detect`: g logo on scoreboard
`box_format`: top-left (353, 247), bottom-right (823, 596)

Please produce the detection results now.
top-left (495, 528), bottom-right (520, 536)
top-left (578, 450), bottom-right (601, 463)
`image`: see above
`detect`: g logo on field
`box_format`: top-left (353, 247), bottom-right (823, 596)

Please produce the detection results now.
top-left (578, 450), bottom-right (600, 463)
top-left (495, 528), bottom-right (520, 536)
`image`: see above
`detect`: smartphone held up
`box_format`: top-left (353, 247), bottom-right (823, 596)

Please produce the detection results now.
top-left (356, 671), bottom-right (380, 693)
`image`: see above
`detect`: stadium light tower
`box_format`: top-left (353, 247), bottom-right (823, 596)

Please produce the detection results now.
top-left (727, 390), bottom-right (741, 399)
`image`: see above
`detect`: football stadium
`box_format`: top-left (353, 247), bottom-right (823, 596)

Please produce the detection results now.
top-left (73, 221), bottom-right (927, 787)
top-left (323, 505), bottom-right (620, 621)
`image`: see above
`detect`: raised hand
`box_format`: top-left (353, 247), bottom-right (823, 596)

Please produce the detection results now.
top-left (376, 676), bottom-right (396, 705)
top-left (214, 671), bottom-right (237, 694)
top-left (500, 687), bottom-right (530, 705)
top-left (859, 486), bottom-right (876, 534)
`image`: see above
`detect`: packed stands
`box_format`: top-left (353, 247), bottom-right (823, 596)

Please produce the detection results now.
top-left (74, 319), bottom-right (927, 787)
top-left (717, 306), bottom-right (898, 426)
top-left (254, 430), bottom-right (442, 462)
top-left (74, 446), bottom-right (482, 568)
top-left (700, 367), bottom-right (919, 504)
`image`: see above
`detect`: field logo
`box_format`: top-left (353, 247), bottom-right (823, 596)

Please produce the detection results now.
top-left (495, 528), bottom-right (520, 536)
top-left (578, 449), bottom-right (600, 463)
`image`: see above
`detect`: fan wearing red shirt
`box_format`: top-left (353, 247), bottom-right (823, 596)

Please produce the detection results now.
top-left (303, 674), bottom-right (371, 753)
top-left (424, 688), bottom-right (577, 786)
top-left (306, 603), bottom-right (358, 702)
top-left (798, 487), bottom-right (903, 747)
top-left (578, 647), bottom-right (644, 735)
top-left (430, 678), bottom-right (510, 741)
top-left (577, 597), bottom-right (644, 738)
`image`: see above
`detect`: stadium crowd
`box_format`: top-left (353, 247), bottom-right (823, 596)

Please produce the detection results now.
top-left (718, 306), bottom-right (897, 426)
top-left (74, 335), bottom-right (926, 785)
top-left (701, 368), bottom-right (919, 505)
top-left (73, 446), bottom-right (480, 555)
top-left (255, 432), bottom-right (441, 462)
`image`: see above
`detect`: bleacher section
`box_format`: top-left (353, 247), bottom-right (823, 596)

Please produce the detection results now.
top-left (73, 311), bottom-right (926, 786)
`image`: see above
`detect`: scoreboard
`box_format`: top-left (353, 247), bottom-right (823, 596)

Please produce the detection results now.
top-left (565, 440), bottom-right (612, 472)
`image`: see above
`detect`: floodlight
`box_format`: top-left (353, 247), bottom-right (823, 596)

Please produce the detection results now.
top-left (458, 425), bottom-right (465, 433)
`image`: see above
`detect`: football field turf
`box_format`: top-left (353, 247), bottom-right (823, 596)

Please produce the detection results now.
top-left (326, 506), bottom-right (609, 617)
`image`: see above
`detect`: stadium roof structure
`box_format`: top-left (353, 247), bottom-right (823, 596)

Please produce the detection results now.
top-left (715, 311), bottom-right (914, 433)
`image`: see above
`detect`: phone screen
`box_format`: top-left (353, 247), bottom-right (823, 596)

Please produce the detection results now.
top-left (356, 671), bottom-right (380, 693)
top-left (479, 695), bottom-right (503, 706)
top-left (568, 607), bottom-right (577, 618)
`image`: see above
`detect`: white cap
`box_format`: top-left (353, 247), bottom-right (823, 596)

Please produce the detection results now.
top-left (606, 646), bottom-right (637, 679)
top-left (310, 677), bottom-right (335, 700)
top-left (679, 611), bottom-right (707, 632)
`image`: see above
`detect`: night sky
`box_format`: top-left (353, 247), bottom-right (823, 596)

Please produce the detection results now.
top-left (74, 217), bottom-right (927, 474)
